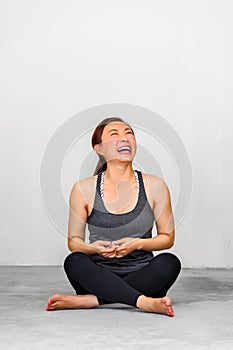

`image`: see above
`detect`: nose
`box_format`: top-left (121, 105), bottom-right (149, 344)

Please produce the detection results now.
top-left (119, 133), bottom-right (129, 142)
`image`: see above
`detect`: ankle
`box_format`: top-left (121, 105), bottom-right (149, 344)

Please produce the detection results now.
top-left (136, 295), bottom-right (148, 309)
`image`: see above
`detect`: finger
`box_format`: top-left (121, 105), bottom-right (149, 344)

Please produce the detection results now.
top-left (113, 243), bottom-right (122, 247)
top-left (116, 251), bottom-right (126, 258)
top-left (100, 241), bottom-right (112, 247)
top-left (104, 245), bottom-right (117, 252)
top-left (102, 253), bottom-right (116, 258)
top-left (101, 253), bottom-right (115, 258)
top-left (113, 239), bottom-right (124, 245)
top-left (102, 248), bottom-right (116, 255)
top-left (116, 246), bottom-right (126, 253)
top-left (116, 253), bottom-right (124, 258)
top-left (99, 252), bottom-right (116, 258)
top-left (116, 248), bottom-right (126, 254)
top-left (116, 244), bottom-right (125, 248)
top-left (100, 248), bottom-right (116, 254)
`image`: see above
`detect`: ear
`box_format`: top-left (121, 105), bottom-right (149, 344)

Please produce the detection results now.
top-left (94, 144), bottom-right (104, 156)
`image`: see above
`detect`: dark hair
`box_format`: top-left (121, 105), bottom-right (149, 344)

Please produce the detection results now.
top-left (91, 117), bottom-right (134, 175)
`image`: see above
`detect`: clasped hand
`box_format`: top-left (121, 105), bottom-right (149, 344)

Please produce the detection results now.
top-left (91, 238), bottom-right (140, 258)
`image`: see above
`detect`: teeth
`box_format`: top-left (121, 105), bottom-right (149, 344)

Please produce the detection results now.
top-left (118, 146), bottom-right (131, 152)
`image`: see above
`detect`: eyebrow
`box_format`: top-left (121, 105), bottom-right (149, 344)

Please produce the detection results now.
top-left (108, 127), bottom-right (132, 134)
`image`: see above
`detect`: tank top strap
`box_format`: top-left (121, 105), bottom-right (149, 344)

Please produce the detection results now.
top-left (135, 170), bottom-right (147, 202)
top-left (96, 171), bottom-right (102, 196)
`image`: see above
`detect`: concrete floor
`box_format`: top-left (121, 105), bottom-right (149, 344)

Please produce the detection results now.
top-left (0, 267), bottom-right (233, 350)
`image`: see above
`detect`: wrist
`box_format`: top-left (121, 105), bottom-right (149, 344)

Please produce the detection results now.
top-left (69, 239), bottom-right (97, 255)
top-left (135, 238), bottom-right (143, 250)
top-left (87, 242), bottom-right (98, 254)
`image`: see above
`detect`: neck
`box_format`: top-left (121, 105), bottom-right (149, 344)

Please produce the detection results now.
top-left (104, 162), bottom-right (135, 184)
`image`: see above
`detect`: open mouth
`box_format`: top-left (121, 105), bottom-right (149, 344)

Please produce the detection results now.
top-left (117, 146), bottom-right (131, 154)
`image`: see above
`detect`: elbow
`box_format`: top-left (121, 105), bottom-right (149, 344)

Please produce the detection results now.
top-left (67, 241), bottom-right (72, 252)
top-left (166, 232), bottom-right (175, 249)
top-left (164, 239), bottom-right (174, 249)
top-left (167, 241), bottom-right (174, 249)
top-left (67, 237), bottom-right (74, 252)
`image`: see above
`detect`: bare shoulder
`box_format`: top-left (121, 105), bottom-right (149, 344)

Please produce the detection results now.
top-left (141, 172), bottom-right (171, 207)
top-left (70, 175), bottom-right (97, 205)
top-left (142, 173), bottom-right (169, 191)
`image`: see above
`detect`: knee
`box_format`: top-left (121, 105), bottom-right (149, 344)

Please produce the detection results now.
top-left (166, 252), bottom-right (181, 270)
top-left (156, 252), bottom-right (182, 276)
top-left (63, 251), bottom-right (87, 273)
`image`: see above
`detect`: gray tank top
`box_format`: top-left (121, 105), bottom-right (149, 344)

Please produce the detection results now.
top-left (87, 170), bottom-right (154, 275)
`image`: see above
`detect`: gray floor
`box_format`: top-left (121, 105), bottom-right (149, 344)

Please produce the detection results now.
top-left (0, 267), bottom-right (233, 350)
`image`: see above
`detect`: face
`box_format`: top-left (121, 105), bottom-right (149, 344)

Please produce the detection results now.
top-left (94, 122), bottom-right (137, 163)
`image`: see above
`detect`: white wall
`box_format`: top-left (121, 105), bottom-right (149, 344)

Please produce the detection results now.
top-left (0, 0), bottom-right (232, 267)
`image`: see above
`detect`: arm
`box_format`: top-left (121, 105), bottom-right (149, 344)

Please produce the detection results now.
top-left (67, 181), bottom-right (93, 254)
top-left (137, 177), bottom-right (175, 251)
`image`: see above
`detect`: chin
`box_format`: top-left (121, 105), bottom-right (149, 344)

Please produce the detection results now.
top-left (117, 156), bottom-right (134, 162)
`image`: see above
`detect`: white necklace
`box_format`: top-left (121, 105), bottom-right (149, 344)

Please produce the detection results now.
top-left (100, 170), bottom-right (139, 200)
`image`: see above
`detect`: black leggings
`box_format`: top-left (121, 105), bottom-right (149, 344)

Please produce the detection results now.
top-left (64, 252), bottom-right (181, 307)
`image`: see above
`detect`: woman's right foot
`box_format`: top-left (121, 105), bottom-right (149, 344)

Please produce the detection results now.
top-left (136, 295), bottom-right (174, 317)
top-left (46, 294), bottom-right (99, 311)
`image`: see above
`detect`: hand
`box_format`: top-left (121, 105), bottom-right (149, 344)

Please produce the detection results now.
top-left (113, 237), bottom-right (140, 258)
top-left (90, 240), bottom-right (117, 258)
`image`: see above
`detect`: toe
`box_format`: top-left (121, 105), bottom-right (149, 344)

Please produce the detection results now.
top-left (167, 307), bottom-right (174, 316)
top-left (163, 297), bottom-right (174, 316)
top-left (49, 294), bottom-right (63, 303)
top-left (46, 294), bottom-right (62, 309)
top-left (47, 302), bottom-right (58, 310)
top-left (164, 296), bottom-right (171, 306)
top-left (167, 305), bottom-right (174, 316)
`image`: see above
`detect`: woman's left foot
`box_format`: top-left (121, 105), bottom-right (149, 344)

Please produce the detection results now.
top-left (46, 293), bottom-right (99, 311)
top-left (136, 295), bottom-right (175, 317)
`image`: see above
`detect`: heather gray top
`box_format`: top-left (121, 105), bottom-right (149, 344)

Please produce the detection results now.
top-left (87, 170), bottom-right (155, 275)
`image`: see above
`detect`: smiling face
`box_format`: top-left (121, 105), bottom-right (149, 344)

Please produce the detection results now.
top-left (94, 122), bottom-right (137, 164)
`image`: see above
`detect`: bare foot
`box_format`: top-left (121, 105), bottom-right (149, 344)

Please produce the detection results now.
top-left (46, 294), bottom-right (99, 311)
top-left (136, 295), bottom-right (174, 317)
